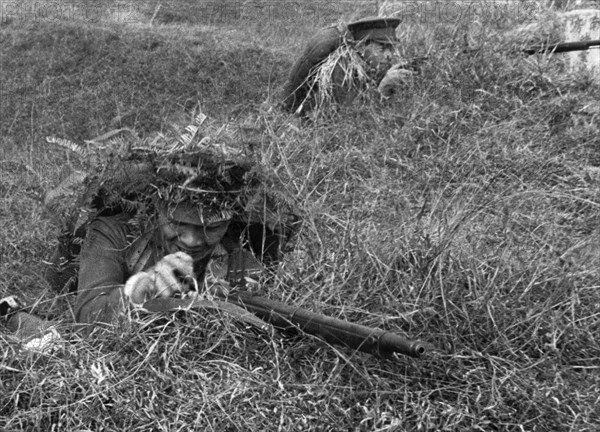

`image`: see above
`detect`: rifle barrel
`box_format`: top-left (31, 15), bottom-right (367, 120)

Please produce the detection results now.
top-left (523, 39), bottom-right (600, 55)
top-left (224, 291), bottom-right (425, 358)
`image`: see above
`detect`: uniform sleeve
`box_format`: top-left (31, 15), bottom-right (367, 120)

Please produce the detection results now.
top-left (74, 216), bottom-right (131, 324)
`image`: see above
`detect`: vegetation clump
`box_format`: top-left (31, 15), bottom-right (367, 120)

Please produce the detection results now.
top-left (1, 1), bottom-right (599, 430)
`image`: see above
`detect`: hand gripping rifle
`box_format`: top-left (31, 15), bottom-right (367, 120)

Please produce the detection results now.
top-left (142, 291), bottom-right (426, 358)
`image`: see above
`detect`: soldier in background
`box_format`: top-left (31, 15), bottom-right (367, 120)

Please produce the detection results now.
top-left (281, 17), bottom-right (413, 115)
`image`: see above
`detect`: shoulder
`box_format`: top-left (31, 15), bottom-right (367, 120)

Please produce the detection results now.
top-left (83, 214), bottom-right (134, 252)
top-left (88, 213), bottom-right (131, 231)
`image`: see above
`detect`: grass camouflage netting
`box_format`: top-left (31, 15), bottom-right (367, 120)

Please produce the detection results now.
top-left (42, 108), bottom-right (301, 290)
top-left (311, 40), bottom-right (371, 110)
top-left (297, 33), bottom-right (404, 115)
top-left (2, 2), bottom-right (600, 430)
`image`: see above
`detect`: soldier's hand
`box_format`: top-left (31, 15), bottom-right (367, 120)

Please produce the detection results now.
top-left (378, 63), bottom-right (413, 99)
top-left (123, 252), bottom-right (196, 306)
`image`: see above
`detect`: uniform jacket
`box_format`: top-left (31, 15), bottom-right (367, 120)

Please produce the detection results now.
top-left (75, 215), bottom-right (262, 324)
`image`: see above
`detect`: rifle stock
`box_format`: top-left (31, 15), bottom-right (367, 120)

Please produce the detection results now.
top-left (221, 291), bottom-right (425, 358)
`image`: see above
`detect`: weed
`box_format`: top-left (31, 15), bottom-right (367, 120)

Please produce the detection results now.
top-left (1, 1), bottom-right (599, 431)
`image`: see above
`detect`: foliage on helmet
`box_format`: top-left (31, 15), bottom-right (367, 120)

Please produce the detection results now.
top-left (44, 108), bottom-right (301, 256)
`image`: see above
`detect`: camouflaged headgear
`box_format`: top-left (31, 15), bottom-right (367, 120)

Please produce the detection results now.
top-left (43, 111), bottom-right (301, 292)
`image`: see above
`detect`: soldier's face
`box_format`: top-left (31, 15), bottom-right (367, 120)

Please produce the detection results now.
top-left (159, 215), bottom-right (230, 260)
top-left (363, 42), bottom-right (394, 71)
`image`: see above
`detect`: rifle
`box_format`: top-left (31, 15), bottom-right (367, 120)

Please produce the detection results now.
top-left (406, 39), bottom-right (600, 73)
top-left (522, 39), bottom-right (600, 55)
top-left (142, 291), bottom-right (426, 358)
top-left (222, 291), bottom-right (425, 358)
top-left (2, 292), bottom-right (426, 358)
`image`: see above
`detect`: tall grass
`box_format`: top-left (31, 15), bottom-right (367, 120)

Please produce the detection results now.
top-left (1, 1), bottom-right (599, 430)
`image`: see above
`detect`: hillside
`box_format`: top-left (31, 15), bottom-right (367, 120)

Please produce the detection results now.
top-left (1, 1), bottom-right (599, 431)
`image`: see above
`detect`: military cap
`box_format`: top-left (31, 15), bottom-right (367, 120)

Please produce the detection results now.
top-left (347, 17), bottom-right (401, 44)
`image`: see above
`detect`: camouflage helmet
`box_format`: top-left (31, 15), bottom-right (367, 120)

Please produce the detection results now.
top-left (43, 112), bottom-right (301, 291)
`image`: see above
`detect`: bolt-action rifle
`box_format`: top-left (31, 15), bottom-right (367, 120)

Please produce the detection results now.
top-left (2, 292), bottom-right (426, 358)
top-left (142, 291), bottom-right (426, 358)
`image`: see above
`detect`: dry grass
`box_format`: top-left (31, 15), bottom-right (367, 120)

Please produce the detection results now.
top-left (1, 1), bottom-right (600, 431)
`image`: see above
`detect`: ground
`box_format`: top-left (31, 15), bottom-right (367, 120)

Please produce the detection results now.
top-left (1, 1), bottom-right (599, 431)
